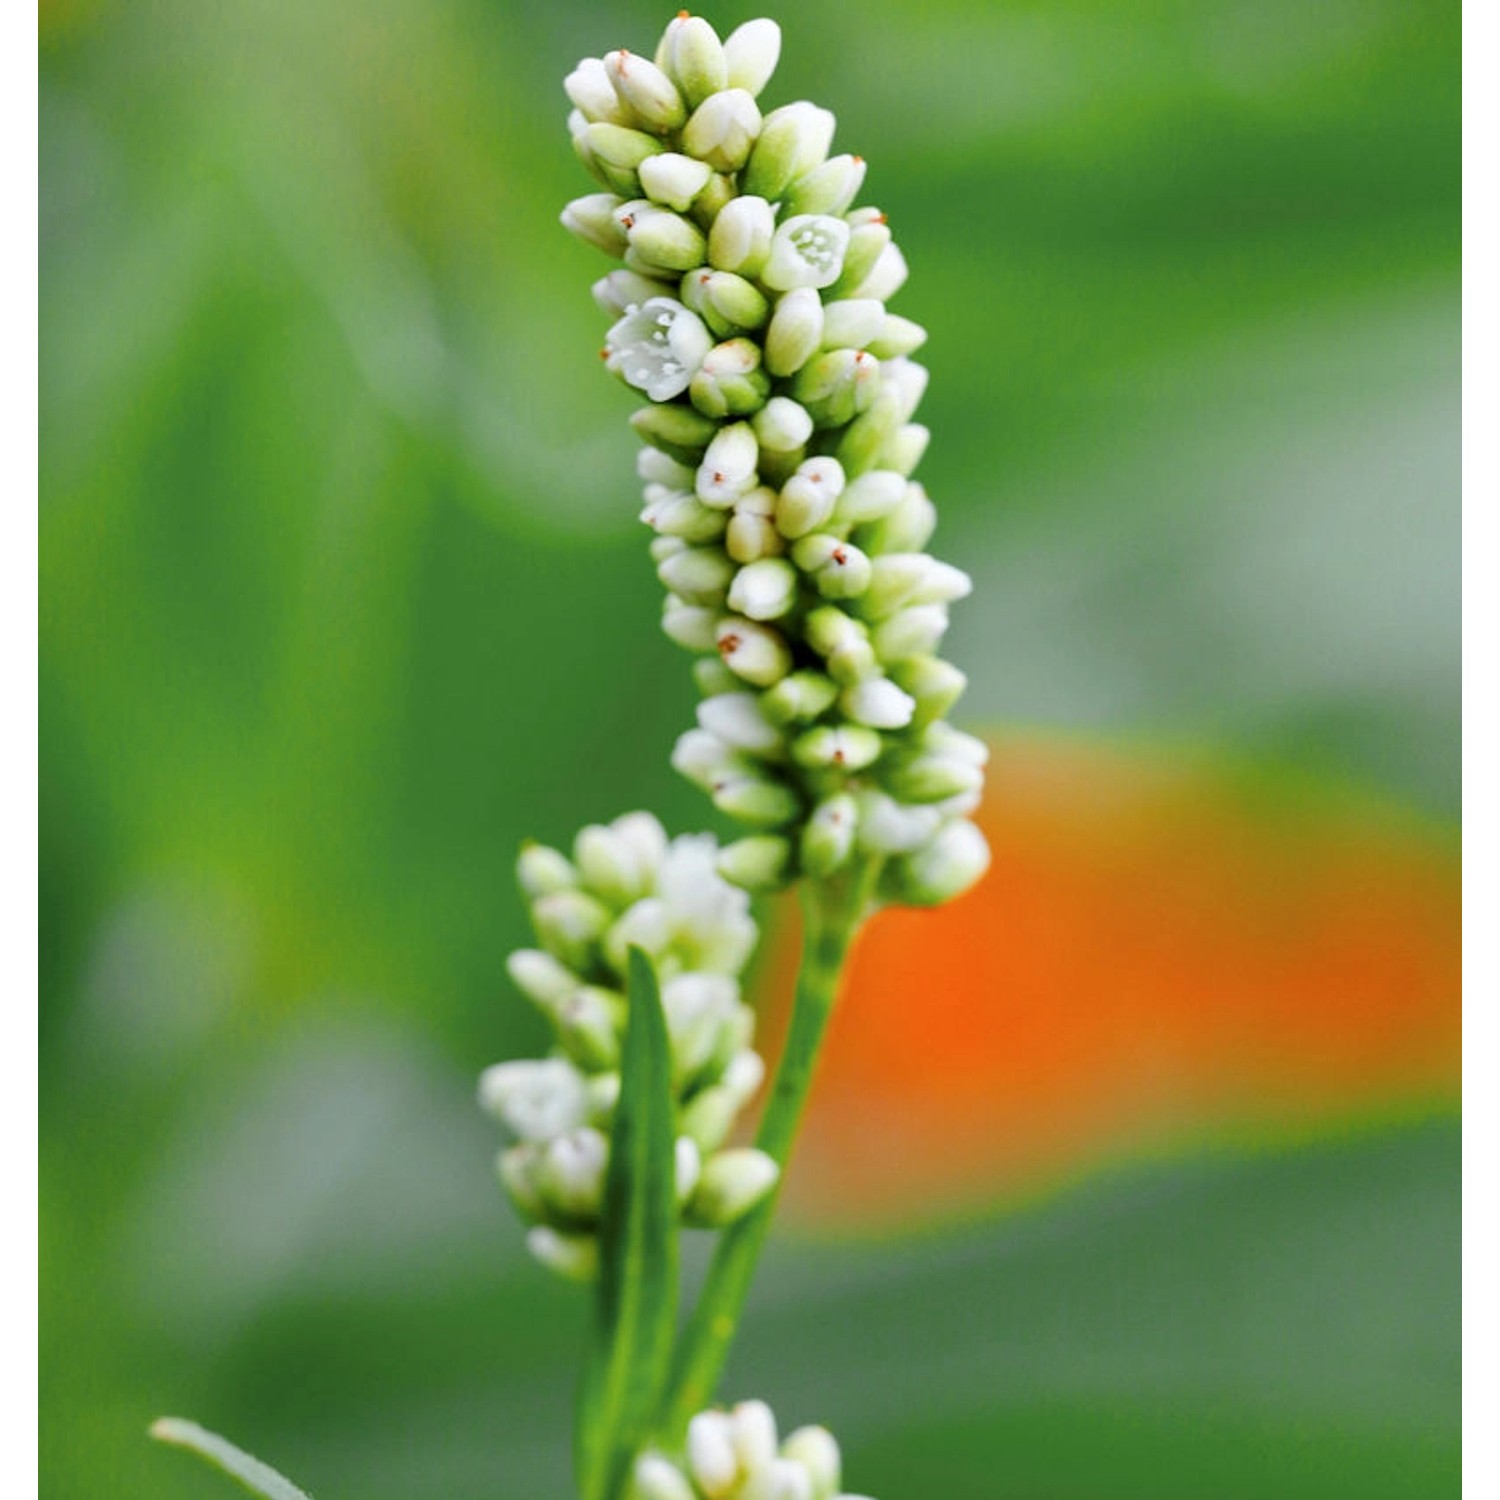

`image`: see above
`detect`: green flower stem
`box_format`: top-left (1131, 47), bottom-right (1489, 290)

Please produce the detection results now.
top-left (659, 856), bottom-right (881, 1440)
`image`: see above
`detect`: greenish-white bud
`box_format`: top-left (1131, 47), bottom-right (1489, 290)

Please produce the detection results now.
top-left (785, 153), bottom-right (868, 218)
top-left (707, 194), bottom-right (775, 275)
top-left (687, 1411), bottom-right (738, 1499)
top-left (622, 204), bottom-right (708, 272)
top-left (853, 240), bottom-right (910, 302)
top-left (683, 268), bottom-right (770, 336)
top-left (688, 1147), bottom-right (781, 1226)
top-left (690, 338), bottom-right (771, 419)
top-left (564, 57), bottom-right (629, 126)
top-left (604, 48), bottom-right (687, 132)
top-left (841, 675), bottom-right (916, 730)
top-left (854, 788), bottom-right (943, 855)
top-left (834, 398), bottom-right (904, 477)
top-left (820, 297), bottom-right (886, 351)
top-left (775, 455), bottom-right (845, 538)
top-left (725, 510), bottom-right (785, 564)
top-left (662, 594), bottom-right (720, 651)
top-left (497, 1142), bottom-right (545, 1221)
top-left (867, 312), bottom-right (928, 359)
top-left (890, 655), bottom-right (968, 726)
top-left (556, 986), bottom-right (626, 1072)
top-left (603, 897), bottom-right (673, 972)
top-left (804, 603), bottom-right (866, 657)
top-left (716, 616), bottom-right (793, 687)
top-left (897, 818), bottom-right (991, 905)
top-left (682, 88), bottom-right (762, 172)
top-left (791, 724), bottom-right (883, 772)
top-left (672, 728), bottom-right (746, 791)
top-left (561, 192), bottom-right (629, 255)
top-left (607, 296), bottom-right (714, 402)
top-left (659, 15), bottom-right (728, 108)
top-left (723, 17), bottom-right (782, 95)
top-left (762, 214), bottom-right (851, 292)
top-left (641, 487), bottom-right (727, 543)
top-left (689, 171), bottom-right (736, 228)
top-left (835, 468), bottom-right (907, 524)
top-left (571, 124), bottom-right (612, 191)
top-left (657, 544), bottom-right (734, 604)
top-left (789, 347), bottom-right (879, 428)
top-left (584, 121), bottom-right (664, 193)
top-left (611, 810), bottom-right (668, 873)
top-left (925, 721), bottom-right (990, 765)
top-left (871, 602), bottom-right (949, 661)
top-left (885, 751), bottom-right (984, 803)
top-left (506, 947), bottom-right (578, 1011)
top-left (638, 151), bottom-right (713, 211)
top-left (526, 1225), bottom-right (599, 1282)
top-left (532, 888), bottom-right (612, 970)
top-left (574, 823), bottom-right (649, 906)
top-left (696, 421), bottom-right (760, 506)
top-left (752, 395), bottom-right (814, 452)
top-left (802, 793), bottom-right (858, 877)
top-left (781, 1427), bottom-right (841, 1500)
top-left (831, 215), bottom-right (891, 296)
top-left (742, 102), bottom-right (836, 200)
top-left (517, 841), bottom-right (577, 898)
top-left (712, 773), bottom-right (800, 828)
top-left (693, 655), bottom-right (740, 698)
top-left (594, 267), bottom-right (675, 316)
top-left (727, 556), bottom-right (798, 619)
top-left (639, 447), bottom-right (695, 486)
top-left (791, 534), bottom-right (873, 600)
top-left (698, 692), bottom-right (784, 756)
top-left (764, 287), bottom-right (825, 377)
top-left (884, 421), bottom-right (930, 476)
top-left (717, 833), bottom-right (794, 892)
top-left (859, 481), bottom-right (936, 553)
top-left (880, 358), bottom-right (929, 422)
top-left (761, 670), bottom-right (840, 724)
top-left (860, 553), bottom-right (972, 618)
top-left (633, 1453), bottom-right (698, 1500)
top-left (478, 1057), bottom-right (590, 1142)
top-left (731, 1401), bottom-right (779, 1473)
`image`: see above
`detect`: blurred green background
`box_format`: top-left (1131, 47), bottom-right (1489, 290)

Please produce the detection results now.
top-left (39, 1), bottom-right (1459, 1497)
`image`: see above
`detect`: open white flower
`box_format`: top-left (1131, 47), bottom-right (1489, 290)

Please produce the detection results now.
top-left (761, 214), bottom-right (851, 291)
top-left (607, 297), bottom-right (713, 401)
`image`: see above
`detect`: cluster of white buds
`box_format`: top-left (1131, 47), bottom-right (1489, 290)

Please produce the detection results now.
top-left (562, 15), bottom-right (990, 908)
top-left (479, 812), bottom-right (780, 1279)
top-left (632, 1401), bottom-right (873, 1500)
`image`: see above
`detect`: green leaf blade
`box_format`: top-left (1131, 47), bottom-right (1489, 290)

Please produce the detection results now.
top-left (575, 946), bottom-right (681, 1500)
top-left (150, 1417), bottom-right (314, 1500)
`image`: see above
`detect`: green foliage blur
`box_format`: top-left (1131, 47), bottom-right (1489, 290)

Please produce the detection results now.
top-left (40, 1), bottom-right (1459, 1497)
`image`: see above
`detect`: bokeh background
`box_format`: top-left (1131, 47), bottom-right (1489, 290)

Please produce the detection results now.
top-left (39, 1), bottom-right (1461, 1497)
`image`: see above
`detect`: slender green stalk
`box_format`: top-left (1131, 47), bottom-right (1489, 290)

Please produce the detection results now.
top-left (659, 858), bottom-right (880, 1439)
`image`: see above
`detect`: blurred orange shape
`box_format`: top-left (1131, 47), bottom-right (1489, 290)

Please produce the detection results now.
top-left (762, 732), bottom-right (1460, 1229)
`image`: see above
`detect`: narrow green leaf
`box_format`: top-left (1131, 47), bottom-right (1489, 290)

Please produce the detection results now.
top-left (575, 946), bottom-right (681, 1500)
top-left (149, 1418), bottom-right (314, 1500)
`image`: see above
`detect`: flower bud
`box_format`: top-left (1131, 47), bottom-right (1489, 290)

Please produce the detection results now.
top-left (801, 793), bottom-right (858, 877)
top-left (682, 88), bottom-right (762, 172)
top-left (716, 833), bottom-right (794, 892)
top-left (657, 545), bottom-right (734, 605)
top-left (835, 468), bottom-right (907, 525)
top-left (890, 655), bottom-right (968, 726)
top-left (761, 670), bottom-right (839, 725)
top-left (731, 1400), bottom-right (780, 1473)
top-left (479, 1057), bottom-right (590, 1142)
top-left (761, 214), bottom-right (851, 292)
top-left (867, 312), bottom-right (928, 359)
top-left (611, 810), bottom-right (668, 874)
top-left (924, 721), bottom-right (991, 765)
top-left (871, 602), bottom-right (949, 661)
top-left (583, 122), bottom-right (664, 194)
top-left (526, 1225), bottom-right (599, 1281)
top-left (840, 675), bottom-right (916, 729)
top-left (860, 553), bottom-right (972, 618)
top-left (712, 773), bottom-right (800, 828)
top-left (672, 728), bottom-right (748, 790)
top-left (574, 823), bottom-right (650, 906)
top-left (623, 205), bottom-right (708, 273)
top-left (880, 358), bottom-right (929, 422)
top-left (764, 287), bottom-right (825, 377)
top-left (791, 724), bottom-right (883, 772)
top-left (602, 897), bottom-right (673, 972)
top-left (693, 655), bottom-right (739, 698)
top-left (791, 534), bottom-right (873, 600)
top-left (859, 481), bottom-right (937, 553)
top-left (789, 347), bottom-right (879, 428)
top-left (689, 171), bottom-right (736, 228)
top-left (633, 1453), bottom-right (698, 1500)
top-left (883, 421), bottom-right (930, 476)
top-left (604, 49), bottom-right (686, 132)
top-left (854, 788), bottom-right (942, 855)
top-left (716, 616), bottom-right (793, 687)
top-left (723, 17), bottom-right (782, 95)
top-left (775, 455), bottom-right (845, 538)
top-left (698, 692), bottom-right (784, 756)
top-left (820, 297), bottom-right (886, 351)
top-left (853, 240), bottom-right (910, 302)
top-left (662, 595), bottom-right (719, 652)
top-left (594, 268), bottom-right (676, 316)
top-left (506, 947), bottom-right (578, 1010)
top-left (632, 403), bottom-right (722, 469)
top-left (683, 268), bottom-right (770, 335)
top-left (742, 102), bottom-right (836, 200)
top-left (896, 818), bottom-right (991, 905)
top-left (752, 395), bottom-right (814, 453)
top-left (727, 556), bottom-right (798, 619)
top-left (833, 397), bottom-right (904, 477)
top-left (831, 215), bottom-right (891, 297)
top-left (517, 841), bottom-right (577, 898)
top-left (561, 192), bottom-right (630, 255)
top-left (532, 888), bottom-right (612, 970)
top-left (497, 1142), bottom-right (545, 1220)
top-left (638, 151), bottom-right (713, 211)
top-left (707, 194), bottom-right (775, 275)
top-left (564, 57), bottom-right (628, 126)
top-left (606, 297), bottom-right (712, 401)
top-left (687, 1411), bottom-right (739, 1499)
top-left (659, 15), bottom-right (728, 108)
top-left (688, 1148), bottom-right (780, 1226)
top-left (555, 986), bottom-right (626, 1072)
top-left (781, 1427), bottom-right (841, 1500)
top-left (725, 510), bottom-right (785, 564)
top-left (784, 153), bottom-right (867, 218)
top-left (690, 338), bottom-right (771, 419)
top-left (642, 487), bottom-right (727, 544)
top-left (885, 752), bottom-right (985, 804)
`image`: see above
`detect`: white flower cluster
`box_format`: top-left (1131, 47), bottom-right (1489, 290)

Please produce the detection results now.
top-left (632, 1400), bottom-right (873, 1500)
top-left (562, 14), bottom-right (990, 908)
top-left (479, 812), bottom-right (778, 1279)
